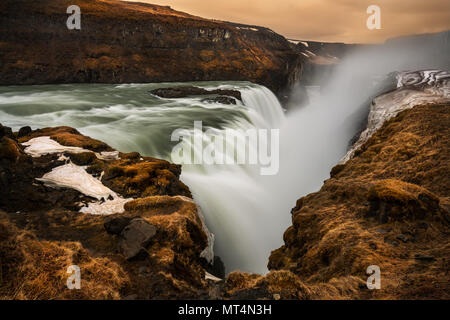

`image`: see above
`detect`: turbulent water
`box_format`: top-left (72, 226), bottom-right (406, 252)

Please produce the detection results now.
top-left (1, 37), bottom-right (447, 274)
top-left (0, 81), bottom-right (289, 273)
top-left (0, 78), bottom-right (383, 274)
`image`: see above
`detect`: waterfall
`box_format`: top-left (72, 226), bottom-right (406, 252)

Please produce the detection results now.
top-left (175, 84), bottom-right (287, 274)
top-left (1, 29), bottom-right (446, 274)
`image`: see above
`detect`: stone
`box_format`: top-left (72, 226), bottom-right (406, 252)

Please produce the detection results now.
top-left (0, 124), bottom-right (14, 139)
top-left (17, 126), bottom-right (32, 138)
top-left (118, 218), bottom-right (157, 260)
top-left (150, 86), bottom-right (242, 101)
top-left (202, 255), bottom-right (226, 279)
top-left (201, 96), bottom-right (237, 105)
top-left (104, 216), bottom-right (133, 235)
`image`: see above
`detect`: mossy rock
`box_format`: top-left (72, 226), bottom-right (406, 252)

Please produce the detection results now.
top-left (67, 152), bottom-right (97, 166)
top-left (367, 179), bottom-right (440, 222)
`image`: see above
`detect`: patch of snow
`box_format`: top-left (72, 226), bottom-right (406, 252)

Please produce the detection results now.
top-left (235, 26), bottom-right (259, 32)
top-left (96, 151), bottom-right (120, 161)
top-left (397, 70), bottom-right (450, 89)
top-left (80, 197), bottom-right (132, 215)
top-left (37, 162), bottom-right (114, 200)
top-left (205, 272), bottom-right (222, 282)
top-left (22, 136), bottom-right (120, 161)
top-left (341, 70), bottom-right (450, 163)
top-left (22, 136), bottom-right (87, 157)
top-left (37, 162), bottom-right (132, 215)
top-left (305, 50), bottom-right (316, 57)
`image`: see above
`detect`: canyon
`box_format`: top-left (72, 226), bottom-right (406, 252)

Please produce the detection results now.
top-left (0, 0), bottom-right (449, 301)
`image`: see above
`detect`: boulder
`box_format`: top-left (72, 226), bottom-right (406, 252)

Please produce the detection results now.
top-left (118, 218), bottom-right (157, 260)
top-left (150, 86), bottom-right (242, 101)
top-left (0, 124), bottom-right (14, 140)
top-left (17, 126), bottom-right (32, 138)
top-left (104, 216), bottom-right (134, 235)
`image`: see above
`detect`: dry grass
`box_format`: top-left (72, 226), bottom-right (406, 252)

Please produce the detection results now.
top-left (0, 213), bottom-right (129, 300)
top-left (264, 102), bottom-right (450, 299)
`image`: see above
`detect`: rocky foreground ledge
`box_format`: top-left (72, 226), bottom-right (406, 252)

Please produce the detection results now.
top-left (1, 98), bottom-right (449, 300)
top-left (0, 124), bottom-right (222, 299)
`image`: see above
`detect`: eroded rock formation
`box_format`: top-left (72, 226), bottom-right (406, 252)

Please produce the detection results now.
top-left (0, 0), bottom-right (302, 95)
top-left (0, 124), bottom-right (217, 299)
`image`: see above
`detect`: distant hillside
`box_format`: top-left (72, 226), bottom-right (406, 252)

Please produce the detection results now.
top-left (0, 0), bottom-right (302, 95)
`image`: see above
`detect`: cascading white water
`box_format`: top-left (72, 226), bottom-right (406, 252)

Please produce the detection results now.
top-left (179, 85), bottom-right (287, 274)
top-left (1, 33), bottom-right (447, 274)
top-left (0, 81), bottom-right (289, 274)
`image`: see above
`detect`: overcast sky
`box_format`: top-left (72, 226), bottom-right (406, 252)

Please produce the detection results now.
top-left (123, 0), bottom-right (450, 43)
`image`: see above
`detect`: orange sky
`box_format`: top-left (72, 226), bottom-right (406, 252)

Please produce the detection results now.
top-left (123, 0), bottom-right (450, 43)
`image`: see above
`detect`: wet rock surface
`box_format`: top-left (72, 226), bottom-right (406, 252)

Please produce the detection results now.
top-left (150, 86), bottom-right (242, 101)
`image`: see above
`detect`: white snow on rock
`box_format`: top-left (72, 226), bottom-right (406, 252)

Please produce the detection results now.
top-left (37, 162), bottom-right (114, 200)
top-left (22, 136), bottom-right (120, 161)
top-left (22, 136), bottom-right (88, 157)
top-left (36, 161), bottom-right (131, 215)
top-left (205, 272), bottom-right (222, 282)
top-left (80, 197), bottom-right (132, 215)
top-left (96, 151), bottom-right (120, 161)
top-left (341, 70), bottom-right (450, 163)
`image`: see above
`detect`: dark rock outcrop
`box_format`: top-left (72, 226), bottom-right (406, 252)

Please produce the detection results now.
top-left (264, 102), bottom-right (450, 299)
top-left (0, 0), bottom-right (302, 95)
top-left (150, 86), bottom-right (242, 101)
top-left (118, 218), bottom-right (157, 260)
top-left (0, 124), bottom-right (212, 299)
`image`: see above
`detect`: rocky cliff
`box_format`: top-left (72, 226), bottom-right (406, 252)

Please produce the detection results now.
top-left (0, 0), bottom-right (302, 95)
top-left (222, 74), bottom-right (450, 300)
top-left (0, 124), bottom-right (221, 299)
top-left (2, 72), bottom-right (448, 299)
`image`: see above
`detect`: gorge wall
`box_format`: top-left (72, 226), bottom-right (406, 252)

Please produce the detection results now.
top-left (0, 0), bottom-right (302, 95)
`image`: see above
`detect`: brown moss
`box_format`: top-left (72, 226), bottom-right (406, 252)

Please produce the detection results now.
top-left (0, 137), bottom-right (24, 161)
top-left (330, 163), bottom-right (346, 178)
top-left (20, 126), bottom-right (113, 152)
top-left (0, 213), bottom-right (129, 300)
top-left (67, 152), bottom-right (97, 166)
top-left (267, 102), bottom-right (450, 299)
top-left (102, 160), bottom-right (191, 198)
top-left (368, 179), bottom-right (439, 204)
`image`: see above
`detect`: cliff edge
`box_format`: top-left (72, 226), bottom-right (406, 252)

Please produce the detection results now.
top-left (0, 0), bottom-right (302, 95)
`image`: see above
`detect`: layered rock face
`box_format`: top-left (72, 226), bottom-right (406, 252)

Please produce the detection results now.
top-left (0, 124), bottom-right (216, 299)
top-left (0, 0), bottom-right (302, 95)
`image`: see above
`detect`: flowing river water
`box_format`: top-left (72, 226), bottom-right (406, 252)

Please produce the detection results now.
top-left (0, 76), bottom-right (397, 274)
